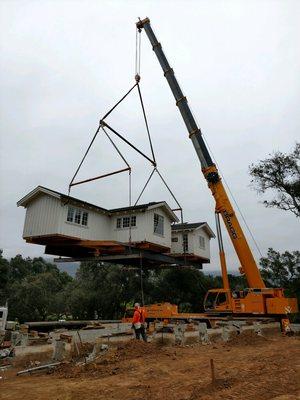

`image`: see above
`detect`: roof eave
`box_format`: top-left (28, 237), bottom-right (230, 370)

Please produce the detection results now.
top-left (17, 186), bottom-right (61, 207)
top-left (148, 202), bottom-right (179, 222)
top-left (171, 223), bottom-right (215, 238)
top-left (194, 223), bottom-right (215, 238)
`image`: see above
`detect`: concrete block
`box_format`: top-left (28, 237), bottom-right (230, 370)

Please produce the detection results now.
top-left (174, 323), bottom-right (185, 345)
top-left (52, 340), bottom-right (66, 361)
top-left (198, 322), bottom-right (210, 345)
top-left (254, 322), bottom-right (262, 336)
top-left (221, 326), bottom-right (231, 342)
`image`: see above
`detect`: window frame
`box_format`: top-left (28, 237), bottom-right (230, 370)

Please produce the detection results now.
top-left (122, 216), bottom-right (130, 228)
top-left (82, 212), bottom-right (88, 226)
top-left (153, 213), bottom-right (164, 236)
top-left (67, 207), bottom-right (75, 223)
top-left (74, 209), bottom-right (82, 224)
top-left (130, 215), bottom-right (136, 227)
top-left (115, 215), bottom-right (137, 229)
top-left (199, 235), bottom-right (205, 250)
top-left (66, 206), bottom-right (88, 227)
top-left (183, 233), bottom-right (189, 252)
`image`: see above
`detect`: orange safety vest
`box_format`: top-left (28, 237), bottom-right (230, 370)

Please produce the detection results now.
top-left (132, 307), bottom-right (146, 325)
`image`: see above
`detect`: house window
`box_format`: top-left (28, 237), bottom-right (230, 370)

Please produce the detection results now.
top-left (82, 212), bottom-right (88, 226)
top-left (67, 207), bottom-right (75, 222)
top-left (154, 213), bottom-right (164, 235)
top-left (199, 236), bottom-right (205, 249)
top-left (116, 216), bottom-right (137, 229)
top-left (172, 237), bottom-right (178, 242)
top-left (183, 233), bottom-right (188, 252)
top-left (131, 216), bottom-right (136, 227)
top-left (74, 209), bottom-right (82, 224)
top-left (122, 217), bottom-right (130, 228)
top-left (67, 206), bottom-right (88, 227)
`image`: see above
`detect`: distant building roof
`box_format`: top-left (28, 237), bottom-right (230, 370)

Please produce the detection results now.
top-left (17, 186), bottom-right (179, 222)
top-left (172, 222), bottom-right (215, 238)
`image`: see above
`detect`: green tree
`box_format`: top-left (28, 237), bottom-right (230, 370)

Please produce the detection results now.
top-left (0, 252), bottom-right (73, 322)
top-left (260, 248), bottom-right (300, 305)
top-left (150, 268), bottom-right (214, 313)
top-left (0, 250), bottom-right (10, 304)
top-left (249, 142), bottom-right (300, 217)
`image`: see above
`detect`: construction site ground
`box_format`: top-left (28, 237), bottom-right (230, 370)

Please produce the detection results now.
top-left (1, 329), bottom-right (299, 400)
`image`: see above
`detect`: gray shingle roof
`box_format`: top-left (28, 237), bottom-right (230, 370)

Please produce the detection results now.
top-left (18, 186), bottom-right (174, 218)
top-left (109, 202), bottom-right (162, 213)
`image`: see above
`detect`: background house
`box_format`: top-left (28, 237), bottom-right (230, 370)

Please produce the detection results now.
top-left (171, 222), bottom-right (215, 263)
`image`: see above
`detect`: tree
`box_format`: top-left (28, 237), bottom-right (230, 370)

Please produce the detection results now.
top-left (260, 248), bottom-right (300, 305)
top-left (0, 252), bottom-right (73, 322)
top-left (150, 268), bottom-right (214, 313)
top-left (0, 250), bottom-right (10, 304)
top-left (249, 142), bottom-right (300, 217)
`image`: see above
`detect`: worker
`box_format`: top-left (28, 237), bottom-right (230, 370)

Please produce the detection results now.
top-left (132, 303), bottom-right (147, 342)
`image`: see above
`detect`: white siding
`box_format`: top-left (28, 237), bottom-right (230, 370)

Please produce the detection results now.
top-left (170, 231), bottom-right (193, 254)
top-left (111, 207), bottom-right (172, 249)
top-left (190, 229), bottom-right (211, 259)
top-left (23, 195), bottom-right (60, 238)
top-left (57, 203), bottom-right (111, 241)
top-left (171, 227), bottom-right (211, 260)
top-left (22, 194), bottom-right (172, 249)
top-left (146, 208), bottom-right (171, 248)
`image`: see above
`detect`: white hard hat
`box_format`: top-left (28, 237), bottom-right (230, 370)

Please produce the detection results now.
top-left (134, 302), bottom-right (140, 308)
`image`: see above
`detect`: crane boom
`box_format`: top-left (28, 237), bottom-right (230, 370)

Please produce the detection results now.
top-left (137, 17), bottom-right (265, 289)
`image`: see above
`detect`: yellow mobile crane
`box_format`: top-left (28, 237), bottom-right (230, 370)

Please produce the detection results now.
top-left (136, 18), bottom-right (298, 331)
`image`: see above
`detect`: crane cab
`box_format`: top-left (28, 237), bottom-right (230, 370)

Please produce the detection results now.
top-left (204, 289), bottom-right (232, 313)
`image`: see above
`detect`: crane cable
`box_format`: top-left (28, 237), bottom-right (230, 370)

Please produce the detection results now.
top-left (185, 100), bottom-right (263, 259)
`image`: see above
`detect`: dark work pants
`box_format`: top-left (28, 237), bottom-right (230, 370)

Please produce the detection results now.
top-left (134, 326), bottom-right (147, 342)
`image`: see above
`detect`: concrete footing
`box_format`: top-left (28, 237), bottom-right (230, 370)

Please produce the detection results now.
top-left (52, 340), bottom-right (66, 361)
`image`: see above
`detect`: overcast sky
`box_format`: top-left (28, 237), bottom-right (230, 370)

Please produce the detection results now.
top-left (0, 0), bottom-right (299, 272)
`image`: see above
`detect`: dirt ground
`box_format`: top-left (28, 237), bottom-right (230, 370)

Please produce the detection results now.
top-left (1, 330), bottom-right (299, 400)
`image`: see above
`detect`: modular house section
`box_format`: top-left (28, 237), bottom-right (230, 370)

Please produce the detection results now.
top-left (18, 187), bottom-right (111, 242)
top-left (17, 186), bottom-right (214, 264)
top-left (17, 186), bottom-right (179, 256)
top-left (110, 204), bottom-right (174, 249)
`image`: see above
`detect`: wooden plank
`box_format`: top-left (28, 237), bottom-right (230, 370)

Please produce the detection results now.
top-left (78, 240), bottom-right (122, 247)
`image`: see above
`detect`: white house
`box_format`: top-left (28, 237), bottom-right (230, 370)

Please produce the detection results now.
top-left (17, 186), bottom-right (214, 264)
top-left (17, 186), bottom-right (178, 254)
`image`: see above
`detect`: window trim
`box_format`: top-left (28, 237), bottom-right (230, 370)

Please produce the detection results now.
top-left (66, 206), bottom-right (89, 227)
top-left (115, 215), bottom-right (137, 230)
top-left (82, 212), bottom-right (89, 226)
top-left (153, 213), bottom-right (164, 236)
top-left (122, 216), bottom-right (130, 228)
top-left (199, 235), bottom-right (205, 250)
top-left (183, 233), bottom-right (189, 252)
